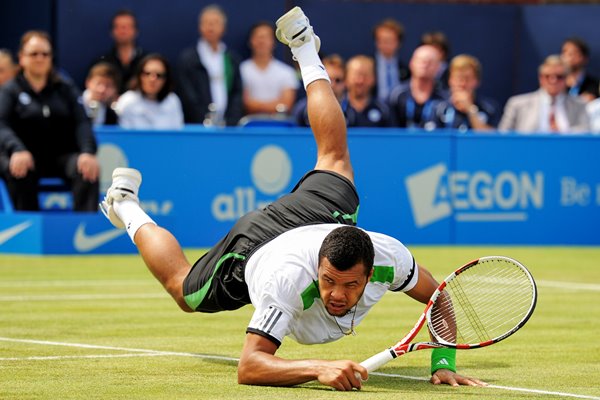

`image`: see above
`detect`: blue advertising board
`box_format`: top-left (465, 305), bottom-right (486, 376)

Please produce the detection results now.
top-left (0, 126), bottom-right (598, 254)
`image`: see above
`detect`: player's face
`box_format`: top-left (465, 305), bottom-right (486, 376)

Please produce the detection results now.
top-left (318, 258), bottom-right (372, 317)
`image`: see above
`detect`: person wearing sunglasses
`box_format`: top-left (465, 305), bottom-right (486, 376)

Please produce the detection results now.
top-left (115, 53), bottom-right (184, 130)
top-left (499, 55), bottom-right (590, 134)
top-left (0, 30), bottom-right (99, 211)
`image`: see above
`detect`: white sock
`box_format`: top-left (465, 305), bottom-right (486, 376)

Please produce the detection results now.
top-left (291, 40), bottom-right (330, 89)
top-left (113, 200), bottom-right (156, 244)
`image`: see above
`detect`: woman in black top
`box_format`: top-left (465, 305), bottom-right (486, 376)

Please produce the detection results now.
top-left (0, 30), bottom-right (99, 211)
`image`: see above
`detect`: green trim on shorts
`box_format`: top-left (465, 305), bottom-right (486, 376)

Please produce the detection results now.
top-left (184, 252), bottom-right (246, 310)
top-left (332, 205), bottom-right (360, 224)
top-left (370, 265), bottom-right (394, 285)
top-left (301, 280), bottom-right (320, 310)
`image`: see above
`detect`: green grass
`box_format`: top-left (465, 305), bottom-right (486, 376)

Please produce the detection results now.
top-left (1, 247), bottom-right (599, 399)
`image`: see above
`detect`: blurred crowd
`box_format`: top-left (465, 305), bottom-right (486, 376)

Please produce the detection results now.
top-left (0, 5), bottom-right (598, 211)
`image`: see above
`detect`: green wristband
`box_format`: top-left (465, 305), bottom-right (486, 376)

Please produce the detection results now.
top-left (431, 347), bottom-right (456, 374)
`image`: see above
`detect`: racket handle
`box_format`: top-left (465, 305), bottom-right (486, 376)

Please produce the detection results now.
top-left (359, 349), bottom-right (395, 372)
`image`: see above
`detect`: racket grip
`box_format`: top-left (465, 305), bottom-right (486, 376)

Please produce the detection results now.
top-left (359, 349), bottom-right (395, 373)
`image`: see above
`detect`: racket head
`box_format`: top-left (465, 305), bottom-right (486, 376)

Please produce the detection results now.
top-left (427, 256), bottom-right (537, 349)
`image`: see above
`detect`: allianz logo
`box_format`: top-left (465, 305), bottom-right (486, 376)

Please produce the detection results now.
top-left (405, 163), bottom-right (544, 228)
top-left (212, 145), bottom-right (292, 221)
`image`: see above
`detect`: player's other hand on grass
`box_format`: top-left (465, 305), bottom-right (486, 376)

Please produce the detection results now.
top-left (317, 360), bottom-right (367, 391)
top-left (430, 369), bottom-right (488, 387)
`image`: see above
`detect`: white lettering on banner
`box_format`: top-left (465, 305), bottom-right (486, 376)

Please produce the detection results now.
top-left (211, 146), bottom-right (292, 222)
top-left (211, 188), bottom-right (272, 221)
top-left (560, 177), bottom-right (591, 207)
top-left (406, 163), bottom-right (544, 228)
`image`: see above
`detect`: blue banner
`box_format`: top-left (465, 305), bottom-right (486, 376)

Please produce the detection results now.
top-left (1, 126), bottom-right (598, 254)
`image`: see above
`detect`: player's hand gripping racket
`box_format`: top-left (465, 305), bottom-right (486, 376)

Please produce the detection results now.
top-left (359, 256), bottom-right (537, 373)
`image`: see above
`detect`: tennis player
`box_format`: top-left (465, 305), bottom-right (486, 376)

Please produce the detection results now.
top-left (100, 7), bottom-right (486, 391)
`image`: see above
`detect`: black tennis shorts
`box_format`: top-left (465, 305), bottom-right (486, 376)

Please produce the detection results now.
top-left (182, 169), bottom-right (359, 313)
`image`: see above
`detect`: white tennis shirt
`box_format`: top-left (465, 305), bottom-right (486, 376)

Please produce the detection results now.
top-left (245, 224), bottom-right (418, 346)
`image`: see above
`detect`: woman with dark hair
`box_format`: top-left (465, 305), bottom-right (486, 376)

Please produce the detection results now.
top-left (0, 30), bottom-right (99, 211)
top-left (115, 53), bottom-right (184, 129)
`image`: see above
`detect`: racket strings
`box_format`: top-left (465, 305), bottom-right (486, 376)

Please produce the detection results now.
top-left (430, 258), bottom-right (535, 346)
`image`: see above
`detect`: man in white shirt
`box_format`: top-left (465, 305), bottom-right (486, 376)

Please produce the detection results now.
top-left (100, 7), bottom-right (485, 391)
top-left (240, 21), bottom-right (299, 116)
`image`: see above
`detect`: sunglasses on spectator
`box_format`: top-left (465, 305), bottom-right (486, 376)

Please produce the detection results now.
top-left (141, 71), bottom-right (167, 79)
top-left (541, 73), bottom-right (566, 80)
top-left (25, 51), bottom-right (52, 58)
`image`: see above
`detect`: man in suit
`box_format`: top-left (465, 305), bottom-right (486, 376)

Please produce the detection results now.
top-left (499, 55), bottom-right (590, 134)
top-left (175, 4), bottom-right (243, 126)
top-left (372, 18), bottom-right (409, 102)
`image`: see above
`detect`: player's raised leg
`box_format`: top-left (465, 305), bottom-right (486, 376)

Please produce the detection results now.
top-left (100, 168), bottom-right (193, 312)
top-left (276, 7), bottom-right (353, 183)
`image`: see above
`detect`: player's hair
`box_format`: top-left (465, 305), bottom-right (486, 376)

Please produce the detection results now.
top-left (450, 54), bottom-right (482, 80)
top-left (318, 226), bottom-right (374, 276)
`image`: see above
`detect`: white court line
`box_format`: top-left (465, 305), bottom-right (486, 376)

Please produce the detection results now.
top-left (537, 280), bottom-right (600, 292)
top-left (1, 337), bottom-right (598, 399)
top-left (0, 293), bottom-right (168, 302)
top-left (0, 280), bottom-right (155, 288)
top-left (0, 353), bottom-right (165, 361)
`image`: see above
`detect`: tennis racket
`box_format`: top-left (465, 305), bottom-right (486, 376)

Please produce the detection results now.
top-left (359, 256), bottom-right (537, 373)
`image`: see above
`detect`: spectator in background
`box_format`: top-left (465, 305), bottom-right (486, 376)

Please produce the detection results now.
top-left (240, 21), bottom-right (299, 117)
top-left (176, 4), bottom-right (243, 126)
top-left (0, 31), bottom-right (99, 211)
top-left (93, 9), bottom-right (148, 94)
top-left (421, 31), bottom-right (450, 91)
top-left (372, 18), bottom-right (409, 102)
top-left (388, 45), bottom-right (447, 130)
top-left (343, 55), bottom-right (391, 127)
top-left (436, 54), bottom-right (500, 132)
top-left (499, 55), bottom-right (590, 134)
top-left (293, 54), bottom-right (345, 127)
top-left (115, 54), bottom-right (184, 130)
top-left (83, 62), bottom-right (119, 126)
top-left (561, 37), bottom-right (599, 103)
top-left (0, 49), bottom-right (17, 86)
top-left (586, 84), bottom-right (600, 133)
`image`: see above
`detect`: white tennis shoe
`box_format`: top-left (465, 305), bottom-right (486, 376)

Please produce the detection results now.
top-left (100, 167), bottom-right (142, 229)
top-left (275, 6), bottom-right (321, 53)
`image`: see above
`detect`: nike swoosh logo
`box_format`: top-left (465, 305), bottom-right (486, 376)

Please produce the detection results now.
top-left (73, 223), bottom-right (125, 252)
top-left (0, 221), bottom-right (33, 245)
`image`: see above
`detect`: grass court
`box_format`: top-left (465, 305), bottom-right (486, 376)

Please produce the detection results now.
top-left (1, 246), bottom-right (599, 399)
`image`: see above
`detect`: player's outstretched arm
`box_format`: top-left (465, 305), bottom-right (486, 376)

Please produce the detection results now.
top-left (406, 264), bottom-right (487, 387)
top-left (238, 333), bottom-right (367, 390)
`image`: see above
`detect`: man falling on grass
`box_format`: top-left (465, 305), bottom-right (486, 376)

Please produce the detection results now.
top-left (100, 7), bottom-right (486, 391)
